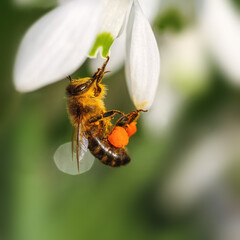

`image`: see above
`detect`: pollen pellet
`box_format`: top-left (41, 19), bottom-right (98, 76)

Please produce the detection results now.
top-left (126, 122), bottom-right (137, 137)
top-left (108, 127), bottom-right (129, 148)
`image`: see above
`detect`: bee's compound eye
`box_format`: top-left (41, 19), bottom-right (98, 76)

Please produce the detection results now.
top-left (108, 127), bottom-right (129, 148)
top-left (76, 84), bottom-right (87, 91)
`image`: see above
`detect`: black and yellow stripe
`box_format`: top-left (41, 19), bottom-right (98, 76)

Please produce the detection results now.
top-left (88, 135), bottom-right (130, 167)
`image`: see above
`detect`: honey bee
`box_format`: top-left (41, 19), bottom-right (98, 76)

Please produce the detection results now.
top-left (54, 57), bottom-right (146, 175)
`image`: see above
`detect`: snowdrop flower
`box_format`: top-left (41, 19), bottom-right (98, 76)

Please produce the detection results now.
top-left (144, 29), bottom-right (210, 133)
top-left (14, 0), bottom-right (160, 110)
top-left (159, 118), bottom-right (240, 212)
top-left (198, 0), bottom-right (240, 85)
top-left (89, 0), bottom-right (161, 74)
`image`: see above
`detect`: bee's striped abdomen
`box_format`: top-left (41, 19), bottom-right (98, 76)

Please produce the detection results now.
top-left (88, 136), bottom-right (130, 167)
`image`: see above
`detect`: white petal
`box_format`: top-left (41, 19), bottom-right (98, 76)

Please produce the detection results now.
top-left (138, 0), bottom-right (161, 22)
top-left (126, 0), bottom-right (160, 110)
top-left (99, 0), bottom-right (131, 38)
top-left (54, 142), bottom-right (95, 175)
top-left (198, 0), bottom-right (240, 85)
top-left (14, 0), bottom-right (103, 92)
top-left (89, 0), bottom-right (131, 58)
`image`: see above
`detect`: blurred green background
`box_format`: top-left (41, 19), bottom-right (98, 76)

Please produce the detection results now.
top-left (1, 0), bottom-right (240, 240)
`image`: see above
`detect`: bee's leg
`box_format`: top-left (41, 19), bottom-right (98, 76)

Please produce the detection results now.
top-left (115, 109), bottom-right (147, 127)
top-left (89, 110), bottom-right (124, 123)
top-left (92, 56), bottom-right (110, 83)
top-left (93, 81), bottom-right (102, 97)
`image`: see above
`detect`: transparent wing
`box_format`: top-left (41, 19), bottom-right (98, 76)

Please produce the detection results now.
top-left (54, 140), bottom-right (95, 175)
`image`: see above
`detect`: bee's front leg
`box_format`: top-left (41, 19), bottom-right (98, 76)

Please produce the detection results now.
top-left (92, 56), bottom-right (110, 83)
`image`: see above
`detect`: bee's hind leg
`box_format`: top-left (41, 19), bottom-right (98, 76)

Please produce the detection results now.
top-left (89, 110), bottom-right (124, 123)
top-left (115, 109), bottom-right (147, 128)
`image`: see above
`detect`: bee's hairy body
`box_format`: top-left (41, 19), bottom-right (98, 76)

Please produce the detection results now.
top-left (66, 64), bottom-right (131, 167)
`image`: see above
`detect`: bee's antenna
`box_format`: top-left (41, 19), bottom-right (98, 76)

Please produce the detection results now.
top-left (67, 75), bottom-right (72, 82)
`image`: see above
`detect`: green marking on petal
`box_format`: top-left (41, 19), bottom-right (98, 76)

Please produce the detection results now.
top-left (89, 32), bottom-right (114, 58)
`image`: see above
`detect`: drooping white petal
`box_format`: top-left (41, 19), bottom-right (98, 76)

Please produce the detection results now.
top-left (126, 0), bottom-right (160, 110)
top-left (14, 0), bottom-right (103, 92)
top-left (198, 0), bottom-right (240, 85)
top-left (54, 142), bottom-right (95, 175)
top-left (89, 0), bottom-right (132, 58)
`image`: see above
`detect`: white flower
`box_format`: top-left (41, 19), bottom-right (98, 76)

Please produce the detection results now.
top-left (144, 29), bottom-right (210, 133)
top-left (198, 0), bottom-right (240, 85)
top-left (14, 0), bottom-right (160, 110)
top-left (160, 119), bottom-right (240, 212)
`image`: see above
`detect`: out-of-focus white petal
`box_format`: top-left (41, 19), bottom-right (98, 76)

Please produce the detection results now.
top-left (161, 29), bottom-right (209, 97)
top-left (138, 0), bottom-right (161, 22)
top-left (58, 0), bottom-right (72, 5)
top-left (14, 0), bottom-right (103, 92)
top-left (161, 122), bottom-right (240, 212)
top-left (162, 135), bottom-right (230, 211)
top-left (144, 29), bottom-right (210, 133)
top-left (89, 29), bottom-right (126, 74)
top-left (144, 80), bottom-right (181, 133)
top-left (58, 0), bottom-right (99, 5)
top-left (13, 0), bottom-right (55, 8)
top-left (126, 0), bottom-right (160, 110)
top-left (199, 0), bottom-right (240, 85)
top-left (89, 0), bottom-right (131, 58)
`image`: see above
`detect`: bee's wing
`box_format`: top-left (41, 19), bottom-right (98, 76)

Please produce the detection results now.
top-left (75, 120), bottom-right (87, 171)
top-left (54, 123), bottom-right (94, 175)
top-left (54, 119), bottom-right (95, 175)
top-left (54, 140), bottom-right (95, 175)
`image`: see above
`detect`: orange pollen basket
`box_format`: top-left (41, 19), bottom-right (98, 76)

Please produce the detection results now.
top-left (126, 122), bottom-right (137, 137)
top-left (108, 127), bottom-right (129, 148)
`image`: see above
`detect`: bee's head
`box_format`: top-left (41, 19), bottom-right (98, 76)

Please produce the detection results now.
top-left (66, 57), bottom-right (109, 97)
top-left (66, 77), bottom-right (95, 97)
